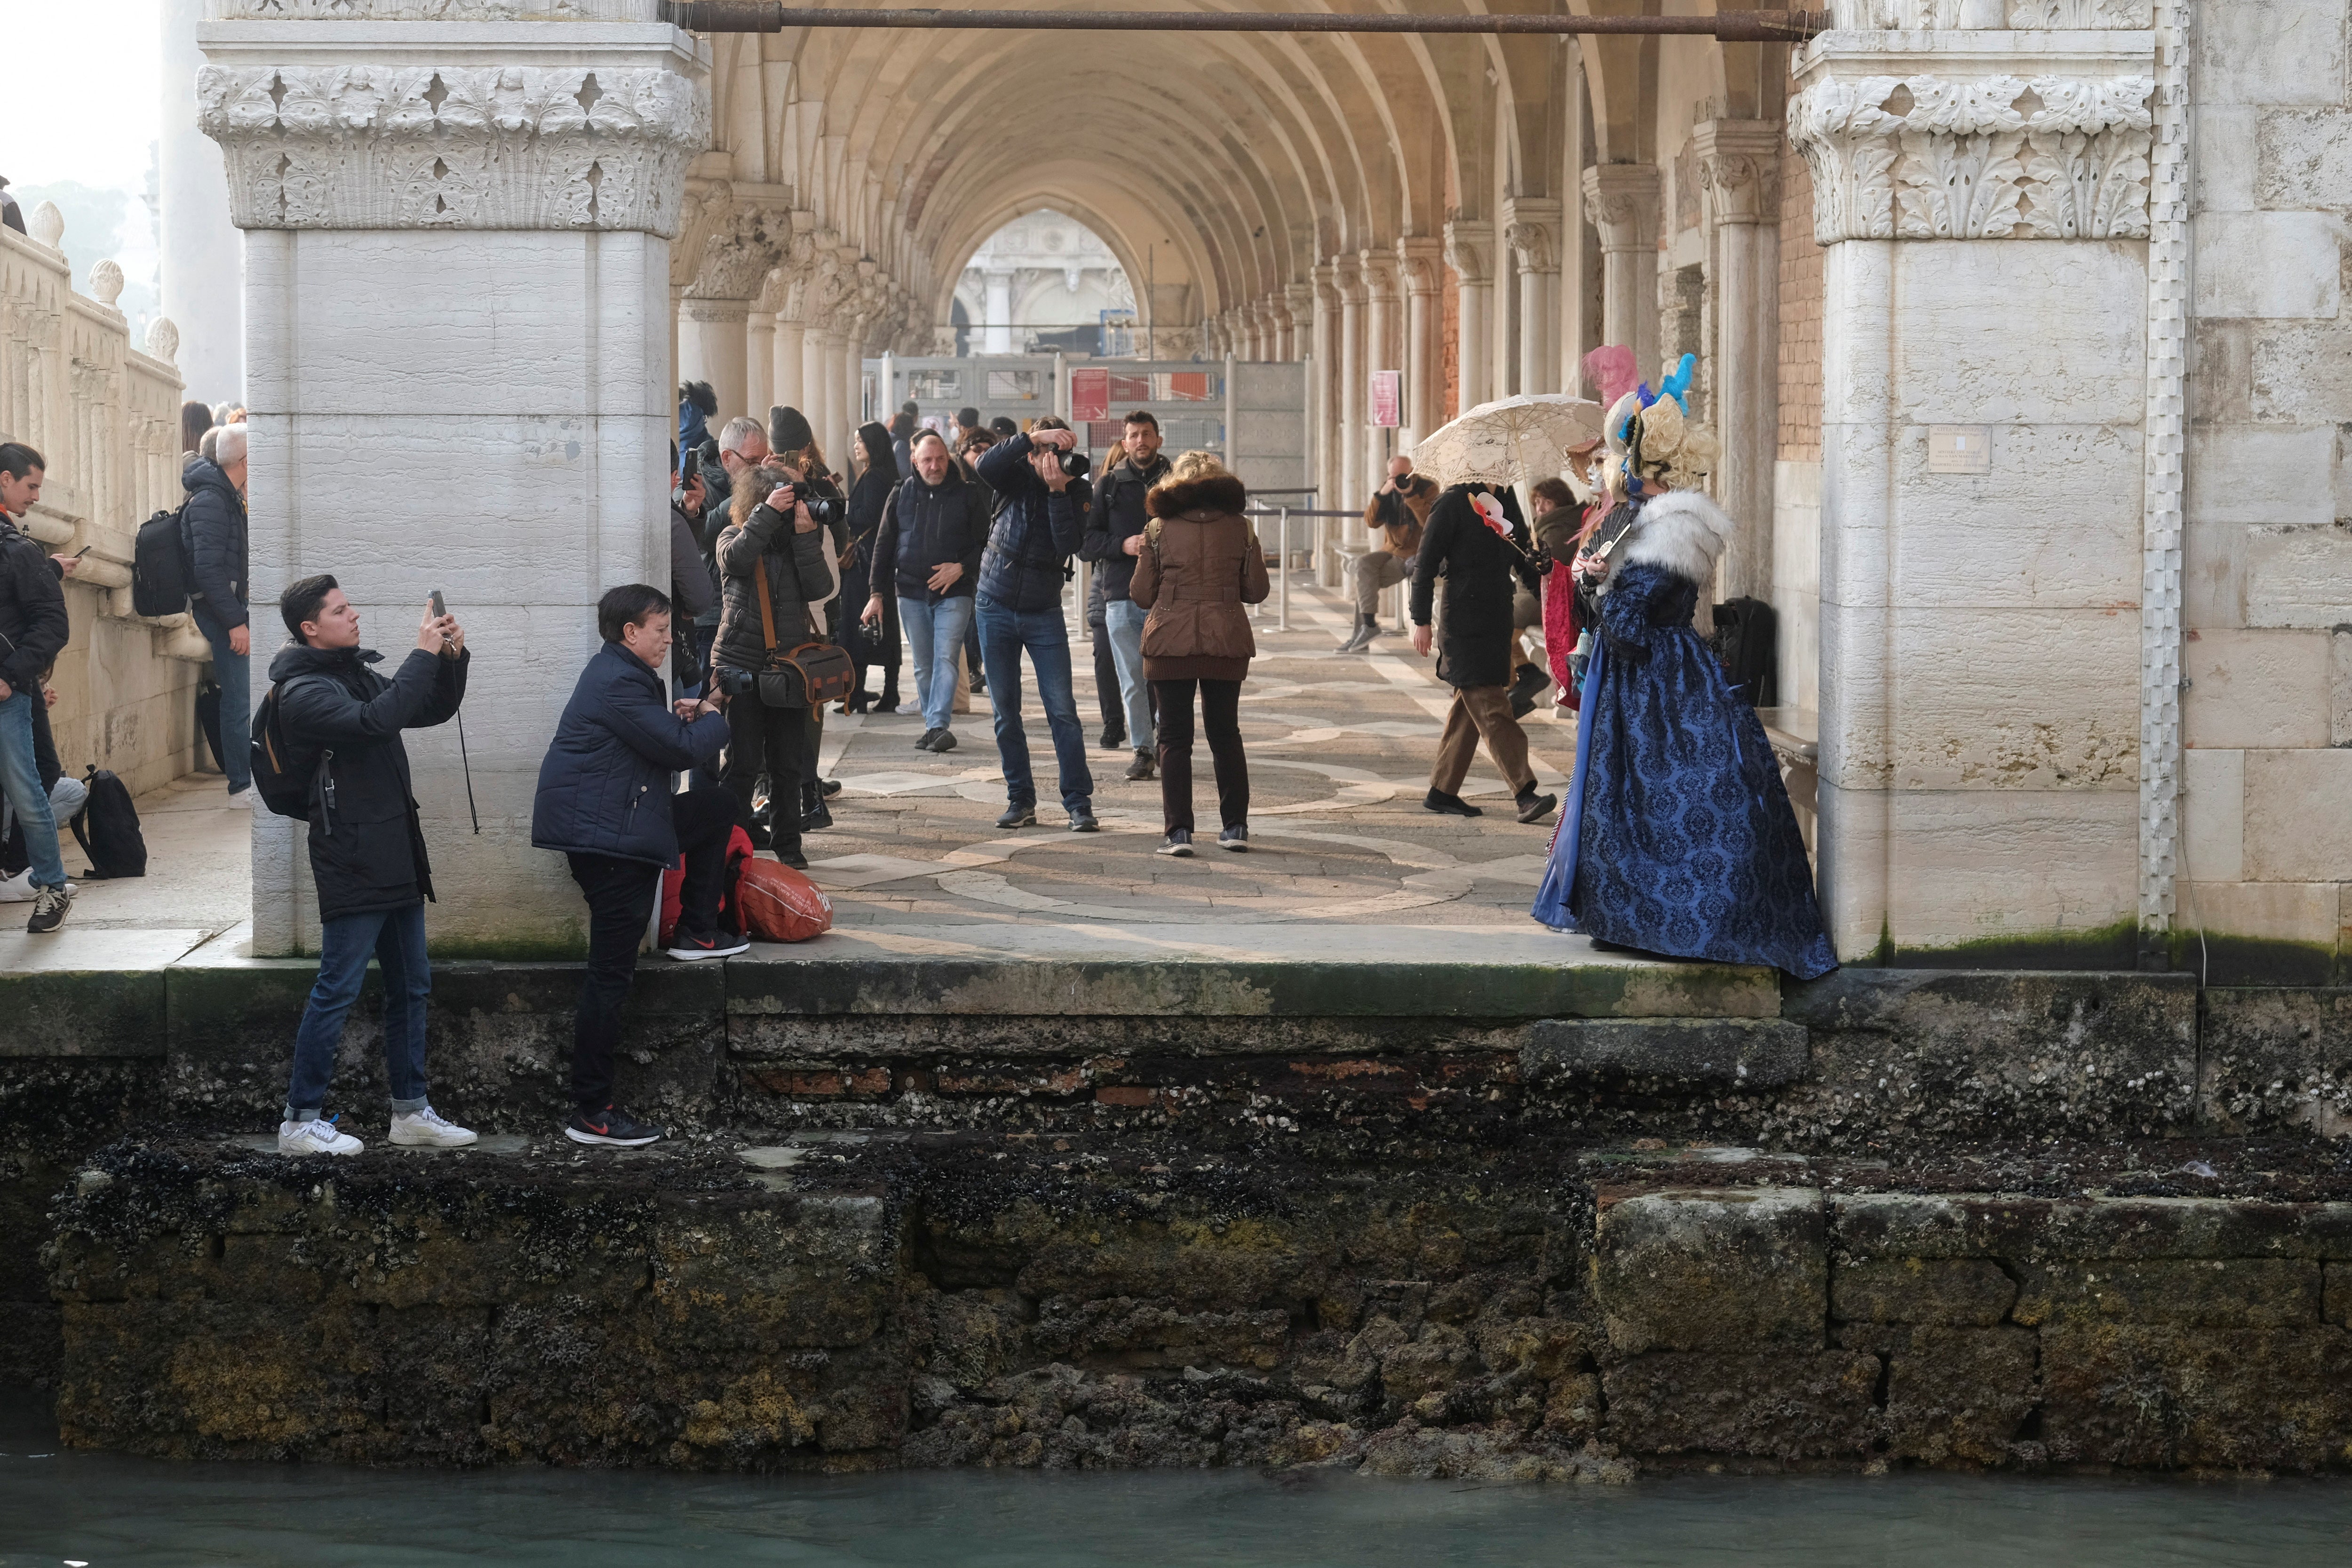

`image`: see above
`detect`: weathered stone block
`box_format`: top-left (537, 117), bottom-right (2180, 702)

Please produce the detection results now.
top-left (2246, 749), bottom-right (2352, 882)
top-left (2244, 525), bottom-right (2352, 630)
top-left (1593, 1187), bottom-right (1826, 1353)
top-left (2201, 988), bottom-right (2352, 1133)
top-left (1784, 972), bottom-right (2198, 1143)
top-left (2327, 1262), bottom-right (2352, 1326)
top-left (2194, 215), bottom-right (2344, 320)
top-left (2187, 428), bottom-right (2341, 526)
top-left (1522, 1019), bottom-right (1809, 1092)
top-left (2197, 0), bottom-right (2348, 107)
top-left (1883, 1325), bottom-right (2037, 1466)
top-left (650, 1196), bottom-right (893, 1349)
top-left (2040, 1324), bottom-right (2352, 1470)
top-left (2185, 629), bottom-right (2335, 750)
top-left (1601, 1352), bottom-right (1879, 1460)
top-left (2258, 107), bottom-right (2352, 210)
top-left (2014, 1259), bottom-right (2322, 1328)
top-left (1836, 1194), bottom-right (2352, 1264)
top-left (1830, 1258), bottom-right (2017, 1327)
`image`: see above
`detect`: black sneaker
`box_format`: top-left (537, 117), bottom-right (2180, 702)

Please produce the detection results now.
top-left (1218, 825), bottom-right (1249, 852)
top-left (1099, 725), bottom-right (1126, 750)
top-left (1124, 748), bottom-right (1155, 781)
top-left (1508, 662), bottom-right (1551, 720)
top-left (566, 1105), bottom-right (664, 1147)
top-left (930, 729), bottom-right (956, 754)
top-left (821, 779), bottom-right (842, 798)
top-left (996, 803), bottom-right (1037, 829)
top-left (1156, 829), bottom-right (1194, 858)
top-left (25, 883), bottom-right (71, 934)
top-left (915, 727), bottom-right (945, 751)
top-left (1515, 789), bottom-right (1558, 825)
top-left (775, 845), bottom-right (810, 870)
top-left (1423, 789), bottom-right (1483, 818)
top-left (1069, 806), bottom-right (1099, 833)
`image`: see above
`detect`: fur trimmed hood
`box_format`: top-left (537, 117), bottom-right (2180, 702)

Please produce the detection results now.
top-left (1146, 472), bottom-right (1248, 520)
top-left (1604, 488), bottom-right (1731, 590)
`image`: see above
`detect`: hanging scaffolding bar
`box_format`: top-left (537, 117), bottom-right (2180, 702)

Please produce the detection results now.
top-left (658, 3), bottom-right (1825, 44)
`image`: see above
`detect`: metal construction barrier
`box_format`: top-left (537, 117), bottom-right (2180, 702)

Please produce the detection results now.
top-left (1245, 505), bottom-right (1357, 632)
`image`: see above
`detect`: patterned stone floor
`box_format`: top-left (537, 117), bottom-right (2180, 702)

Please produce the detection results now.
top-left (805, 577), bottom-right (1578, 940)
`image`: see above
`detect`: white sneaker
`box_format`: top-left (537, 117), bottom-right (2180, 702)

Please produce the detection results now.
top-left (389, 1106), bottom-right (478, 1148)
top-left (0, 870), bottom-right (79, 904)
top-left (225, 788), bottom-right (255, 809)
top-left (278, 1117), bottom-right (364, 1156)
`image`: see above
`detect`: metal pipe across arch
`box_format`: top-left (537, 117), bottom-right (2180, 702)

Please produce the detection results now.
top-left (659, 3), bottom-right (1823, 43)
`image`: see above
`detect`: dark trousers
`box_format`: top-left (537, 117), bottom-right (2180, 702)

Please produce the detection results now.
top-left (564, 786), bottom-right (737, 1115)
top-left (722, 691), bottom-right (808, 852)
top-left (1152, 677), bottom-right (1248, 834)
top-left (1091, 631), bottom-right (1122, 734)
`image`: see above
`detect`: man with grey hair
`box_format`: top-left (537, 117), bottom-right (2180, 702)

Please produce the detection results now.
top-left (185, 422), bottom-right (253, 802)
top-left (716, 414), bottom-right (769, 481)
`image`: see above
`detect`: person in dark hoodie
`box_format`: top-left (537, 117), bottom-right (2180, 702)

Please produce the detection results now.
top-left (268, 573), bottom-right (472, 1155)
top-left (863, 429), bottom-right (989, 753)
top-left (677, 380), bottom-right (718, 457)
top-left (0, 442), bottom-right (71, 933)
top-left (533, 583), bottom-right (741, 1149)
top-left (184, 422), bottom-right (254, 802)
top-left (842, 420), bottom-right (903, 715)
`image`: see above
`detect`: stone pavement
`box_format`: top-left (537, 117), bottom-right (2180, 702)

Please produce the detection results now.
top-left (0, 579), bottom-right (1603, 971)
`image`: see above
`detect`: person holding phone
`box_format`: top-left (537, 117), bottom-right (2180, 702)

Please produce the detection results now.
top-left (533, 583), bottom-right (739, 1148)
top-left (267, 576), bottom-right (473, 1154)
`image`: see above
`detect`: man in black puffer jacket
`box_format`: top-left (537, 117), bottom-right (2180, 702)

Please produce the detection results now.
top-left (1080, 411), bottom-right (1170, 782)
top-left (0, 442), bottom-right (71, 933)
top-left (974, 418), bottom-right (1095, 831)
top-left (268, 573), bottom-right (472, 1158)
top-left (534, 583), bottom-right (739, 1149)
top-left (864, 429), bottom-right (988, 754)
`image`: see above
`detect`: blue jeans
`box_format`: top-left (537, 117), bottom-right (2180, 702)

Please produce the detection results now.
top-left (900, 593), bottom-right (975, 734)
top-left (283, 902), bottom-right (432, 1122)
top-left (975, 597), bottom-right (1094, 812)
top-left (191, 601), bottom-right (251, 792)
top-left (1101, 597), bottom-right (1154, 750)
top-left (0, 690), bottom-right (65, 890)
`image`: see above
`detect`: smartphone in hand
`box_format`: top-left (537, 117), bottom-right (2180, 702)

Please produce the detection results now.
top-left (428, 589), bottom-right (448, 620)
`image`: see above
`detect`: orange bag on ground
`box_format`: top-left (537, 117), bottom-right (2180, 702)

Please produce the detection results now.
top-left (660, 825), bottom-right (757, 947)
top-left (738, 857), bottom-right (834, 943)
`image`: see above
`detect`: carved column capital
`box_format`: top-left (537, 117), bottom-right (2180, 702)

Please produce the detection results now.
top-left (1333, 252), bottom-right (1367, 305)
top-left (1693, 120), bottom-right (1786, 227)
top-left (684, 205), bottom-right (787, 301)
top-left (1440, 219), bottom-right (1491, 283)
top-left (1788, 41), bottom-right (2156, 242)
top-left (196, 57), bottom-right (708, 235)
top-left (1358, 249), bottom-right (1401, 304)
top-left (1395, 236), bottom-right (1444, 294)
top-left (1502, 198), bottom-right (1563, 275)
top-left (1311, 260), bottom-right (1342, 310)
top-left (1581, 165), bottom-right (1661, 253)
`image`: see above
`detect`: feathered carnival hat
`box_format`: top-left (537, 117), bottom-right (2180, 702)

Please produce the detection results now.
top-left (1594, 352), bottom-right (1718, 497)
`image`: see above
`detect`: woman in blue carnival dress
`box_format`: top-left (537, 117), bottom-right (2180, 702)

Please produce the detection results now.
top-left (1532, 358), bottom-right (1836, 980)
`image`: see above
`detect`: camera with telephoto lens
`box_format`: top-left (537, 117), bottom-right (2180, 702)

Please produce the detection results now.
top-left (1054, 446), bottom-right (1089, 480)
top-left (713, 664), bottom-right (758, 699)
top-left (771, 482), bottom-right (843, 529)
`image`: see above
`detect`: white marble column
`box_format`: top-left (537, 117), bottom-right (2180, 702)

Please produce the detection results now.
top-left (1789, 23), bottom-right (2157, 961)
top-left (1360, 251), bottom-right (1400, 501)
top-left (200, 14), bottom-right (707, 954)
top-left (161, 0), bottom-right (244, 403)
top-left (1581, 165), bottom-right (1661, 372)
top-left (745, 306), bottom-right (776, 419)
top-left (1503, 199), bottom-right (1562, 397)
top-left (1285, 283), bottom-right (1314, 361)
top-left (1397, 239), bottom-right (1442, 447)
top-left (1335, 256), bottom-right (1366, 517)
top-left (1696, 120), bottom-right (1784, 603)
top-left (982, 268), bottom-right (1015, 354)
top-left (1311, 262), bottom-right (1340, 517)
top-left (679, 300), bottom-right (750, 425)
top-left (1442, 220), bottom-right (1492, 414)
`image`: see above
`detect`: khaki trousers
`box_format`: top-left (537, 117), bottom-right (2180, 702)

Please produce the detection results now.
top-left (1430, 683), bottom-right (1535, 797)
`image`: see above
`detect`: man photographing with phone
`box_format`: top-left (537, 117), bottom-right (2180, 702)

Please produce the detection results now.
top-left (267, 577), bottom-right (474, 1155)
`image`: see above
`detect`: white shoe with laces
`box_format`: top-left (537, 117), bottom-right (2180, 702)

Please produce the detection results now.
top-left (278, 1117), bottom-right (364, 1156)
top-left (389, 1106), bottom-right (478, 1148)
top-left (0, 869), bottom-right (80, 904)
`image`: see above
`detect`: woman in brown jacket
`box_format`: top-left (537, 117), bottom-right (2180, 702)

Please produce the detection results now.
top-left (1129, 451), bottom-right (1270, 855)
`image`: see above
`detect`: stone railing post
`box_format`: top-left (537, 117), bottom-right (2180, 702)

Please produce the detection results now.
top-left (198, 5), bottom-right (710, 955)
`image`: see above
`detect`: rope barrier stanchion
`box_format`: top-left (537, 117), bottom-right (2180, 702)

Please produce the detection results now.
top-left (1278, 505), bottom-right (1290, 632)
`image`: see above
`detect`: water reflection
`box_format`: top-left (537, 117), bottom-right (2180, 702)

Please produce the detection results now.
top-left (4, 1420), bottom-right (2349, 1566)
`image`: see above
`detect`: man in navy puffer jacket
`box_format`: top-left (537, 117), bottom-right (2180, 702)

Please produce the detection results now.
top-left (533, 583), bottom-right (740, 1148)
top-left (974, 417), bottom-right (1096, 831)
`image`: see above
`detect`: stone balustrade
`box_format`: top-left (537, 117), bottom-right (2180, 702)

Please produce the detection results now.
top-left (1, 208), bottom-right (210, 798)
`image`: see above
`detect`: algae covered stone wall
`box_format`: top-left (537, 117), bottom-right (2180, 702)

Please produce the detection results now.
top-left (42, 1137), bottom-right (2352, 1476)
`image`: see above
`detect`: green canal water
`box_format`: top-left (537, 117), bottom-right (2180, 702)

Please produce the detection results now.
top-left (7, 1426), bottom-right (2352, 1568)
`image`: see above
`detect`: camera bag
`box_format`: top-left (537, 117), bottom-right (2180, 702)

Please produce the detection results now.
top-left (752, 556), bottom-right (855, 709)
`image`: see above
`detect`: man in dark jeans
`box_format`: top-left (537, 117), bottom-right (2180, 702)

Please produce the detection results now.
top-left (270, 574), bottom-right (473, 1155)
top-left (1080, 411), bottom-right (1170, 780)
top-left (533, 583), bottom-right (740, 1148)
top-left (184, 422), bottom-right (253, 802)
top-left (974, 418), bottom-right (1095, 830)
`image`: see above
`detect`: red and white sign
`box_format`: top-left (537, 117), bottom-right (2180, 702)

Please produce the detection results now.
top-left (1369, 370), bottom-right (1402, 429)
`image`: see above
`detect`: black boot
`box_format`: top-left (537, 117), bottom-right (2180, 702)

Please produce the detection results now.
top-left (801, 781), bottom-right (833, 832)
top-left (1508, 661), bottom-right (1551, 719)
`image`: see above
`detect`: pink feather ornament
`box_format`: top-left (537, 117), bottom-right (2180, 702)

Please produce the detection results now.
top-left (1581, 345), bottom-right (1639, 410)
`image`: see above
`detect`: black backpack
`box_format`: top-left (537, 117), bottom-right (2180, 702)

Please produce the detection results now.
top-left (68, 767), bottom-right (147, 879)
top-left (249, 677), bottom-right (325, 820)
top-left (1709, 597), bottom-right (1779, 708)
top-left (131, 503), bottom-right (195, 618)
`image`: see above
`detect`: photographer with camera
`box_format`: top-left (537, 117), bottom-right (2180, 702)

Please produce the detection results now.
top-left (973, 416), bottom-right (1095, 831)
top-left (711, 458), bottom-right (835, 868)
top-left (533, 583), bottom-right (740, 1149)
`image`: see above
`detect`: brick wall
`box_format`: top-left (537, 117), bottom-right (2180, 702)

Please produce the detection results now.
top-left (1776, 147), bottom-right (1822, 462)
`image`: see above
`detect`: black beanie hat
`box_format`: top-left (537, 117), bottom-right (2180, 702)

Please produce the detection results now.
top-left (769, 405), bottom-right (815, 454)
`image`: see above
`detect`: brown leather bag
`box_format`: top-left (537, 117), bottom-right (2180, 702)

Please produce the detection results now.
top-left (753, 559), bottom-right (856, 710)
